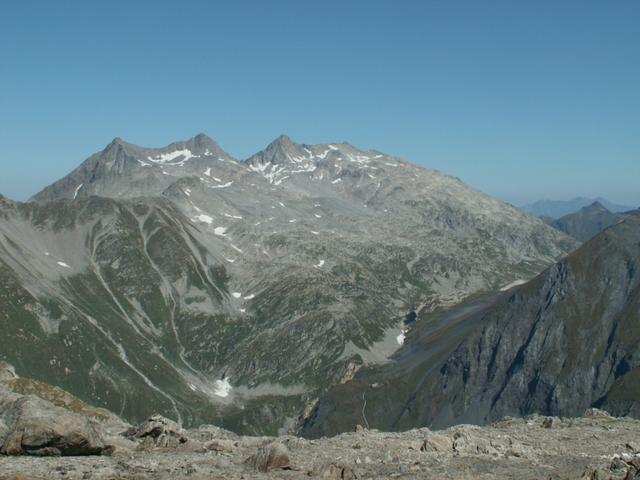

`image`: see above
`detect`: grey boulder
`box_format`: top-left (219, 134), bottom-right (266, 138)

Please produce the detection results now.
top-left (0, 385), bottom-right (109, 456)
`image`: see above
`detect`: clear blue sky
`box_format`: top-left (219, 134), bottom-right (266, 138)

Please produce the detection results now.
top-left (1, 0), bottom-right (638, 206)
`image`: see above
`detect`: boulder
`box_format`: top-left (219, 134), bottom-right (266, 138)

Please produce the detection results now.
top-left (452, 429), bottom-right (500, 456)
top-left (0, 385), bottom-right (108, 456)
top-left (584, 408), bottom-right (614, 419)
top-left (245, 442), bottom-right (290, 472)
top-left (421, 433), bottom-right (453, 452)
top-left (321, 463), bottom-right (357, 479)
top-left (0, 362), bottom-right (18, 382)
top-left (124, 414), bottom-right (190, 449)
top-left (204, 438), bottom-right (235, 453)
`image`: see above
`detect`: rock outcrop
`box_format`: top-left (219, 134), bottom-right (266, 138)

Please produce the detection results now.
top-left (123, 414), bottom-right (191, 449)
top-left (1, 410), bottom-right (639, 478)
top-left (245, 442), bottom-right (291, 472)
top-left (0, 384), bottom-right (109, 456)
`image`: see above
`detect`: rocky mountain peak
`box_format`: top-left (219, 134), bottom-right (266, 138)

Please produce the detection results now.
top-left (250, 134), bottom-right (305, 166)
top-left (269, 134), bottom-right (295, 149)
top-left (547, 200), bottom-right (624, 241)
top-left (584, 201), bottom-right (609, 213)
top-left (103, 136), bottom-right (139, 153)
top-left (30, 133), bottom-right (241, 202)
top-left (180, 133), bottom-right (226, 157)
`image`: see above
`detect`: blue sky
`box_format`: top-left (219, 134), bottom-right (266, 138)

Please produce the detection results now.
top-left (1, 0), bottom-right (638, 206)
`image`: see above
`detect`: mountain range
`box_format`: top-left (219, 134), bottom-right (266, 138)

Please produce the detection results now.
top-left (520, 197), bottom-right (634, 219)
top-left (0, 134), bottom-right (576, 433)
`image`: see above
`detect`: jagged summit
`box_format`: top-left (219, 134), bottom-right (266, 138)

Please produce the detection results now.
top-left (31, 134), bottom-right (238, 202)
top-left (269, 133), bottom-right (295, 147)
top-left (103, 133), bottom-right (223, 157)
top-left (243, 135), bottom-right (392, 187)
top-left (246, 134), bottom-right (307, 166)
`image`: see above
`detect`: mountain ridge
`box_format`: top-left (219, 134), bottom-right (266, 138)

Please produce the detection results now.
top-left (2, 133), bottom-right (577, 434)
top-left (547, 201), bottom-right (625, 241)
top-left (521, 196), bottom-right (634, 218)
top-left (300, 215), bottom-right (640, 438)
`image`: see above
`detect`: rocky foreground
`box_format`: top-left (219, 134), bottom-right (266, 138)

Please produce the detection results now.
top-left (1, 371), bottom-right (640, 480)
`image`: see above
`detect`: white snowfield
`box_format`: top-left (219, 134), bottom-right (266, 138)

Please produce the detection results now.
top-left (57, 261), bottom-right (71, 269)
top-left (396, 329), bottom-right (407, 345)
top-left (148, 148), bottom-right (198, 164)
top-left (213, 377), bottom-right (232, 397)
top-left (500, 279), bottom-right (527, 291)
top-left (73, 184), bottom-right (83, 199)
top-left (209, 181), bottom-right (233, 189)
top-left (194, 214), bottom-right (213, 225)
top-left (213, 227), bottom-right (227, 236)
top-left (231, 292), bottom-right (242, 298)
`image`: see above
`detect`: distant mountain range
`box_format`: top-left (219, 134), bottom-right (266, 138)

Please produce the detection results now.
top-left (520, 197), bottom-right (635, 219)
top-left (545, 201), bottom-right (625, 241)
top-left (301, 214), bottom-right (640, 438)
top-left (0, 134), bottom-right (575, 433)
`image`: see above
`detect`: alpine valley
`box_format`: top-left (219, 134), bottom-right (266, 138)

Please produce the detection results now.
top-left (0, 134), bottom-right (578, 434)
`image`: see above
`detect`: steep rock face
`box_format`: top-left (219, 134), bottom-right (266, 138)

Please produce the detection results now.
top-left (549, 201), bottom-right (623, 241)
top-left (437, 215), bottom-right (640, 422)
top-left (1, 134), bottom-right (576, 433)
top-left (301, 216), bottom-right (640, 437)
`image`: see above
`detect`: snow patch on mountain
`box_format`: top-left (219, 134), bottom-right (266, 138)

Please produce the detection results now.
top-left (148, 149), bottom-right (199, 165)
top-left (195, 214), bottom-right (213, 224)
top-left (213, 377), bottom-right (232, 397)
top-left (73, 184), bottom-right (83, 199)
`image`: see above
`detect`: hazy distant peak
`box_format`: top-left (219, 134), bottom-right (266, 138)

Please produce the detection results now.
top-left (521, 197), bottom-right (633, 218)
top-left (584, 201), bottom-right (609, 212)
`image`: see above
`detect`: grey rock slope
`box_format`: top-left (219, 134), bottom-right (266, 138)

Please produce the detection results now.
top-left (548, 201), bottom-right (624, 241)
top-left (302, 215), bottom-right (640, 438)
top-left (521, 196), bottom-right (634, 218)
top-left (1, 134), bottom-right (575, 433)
